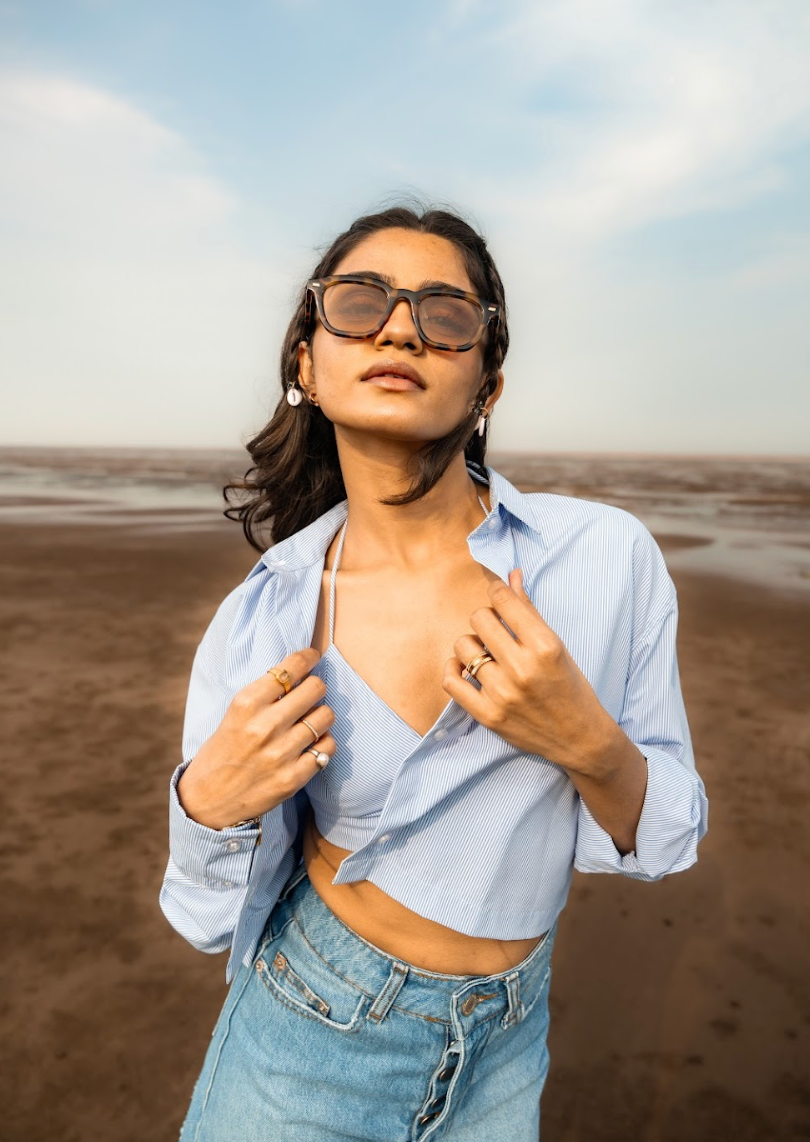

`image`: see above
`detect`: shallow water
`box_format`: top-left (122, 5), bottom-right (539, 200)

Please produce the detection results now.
top-left (1, 445), bottom-right (808, 593)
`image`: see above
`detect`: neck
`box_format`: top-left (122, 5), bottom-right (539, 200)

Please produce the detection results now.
top-left (333, 435), bottom-right (490, 572)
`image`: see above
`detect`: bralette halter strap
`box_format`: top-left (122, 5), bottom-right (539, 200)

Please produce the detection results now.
top-left (329, 516), bottom-right (348, 646)
top-left (327, 493), bottom-right (490, 646)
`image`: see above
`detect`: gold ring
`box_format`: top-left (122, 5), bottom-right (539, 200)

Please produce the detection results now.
top-left (305, 747), bottom-right (330, 769)
top-left (466, 651), bottom-right (495, 679)
top-left (300, 718), bottom-right (319, 744)
top-left (266, 666), bottom-right (292, 695)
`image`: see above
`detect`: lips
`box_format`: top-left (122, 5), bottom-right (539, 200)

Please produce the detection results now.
top-left (360, 360), bottom-right (425, 389)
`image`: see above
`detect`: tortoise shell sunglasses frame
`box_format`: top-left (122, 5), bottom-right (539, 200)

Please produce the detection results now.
top-left (305, 274), bottom-right (501, 352)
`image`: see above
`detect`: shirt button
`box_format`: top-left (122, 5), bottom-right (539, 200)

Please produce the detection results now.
top-left (376, 833), bottom-right (391, 845)
top-left (224, 839), bottom-right (242, 853)
top-left (487, 517), bottom-right (498, 529)
top-left (222, 880), bottom-right (235, 889)
top-left (433, 729), bottom-right (448, 741)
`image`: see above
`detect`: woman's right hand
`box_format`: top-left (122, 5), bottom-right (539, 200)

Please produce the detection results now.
top-left (176, 648), bottom-right (335, 830)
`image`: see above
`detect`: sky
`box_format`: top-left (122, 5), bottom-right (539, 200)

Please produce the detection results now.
top-left (0, 0), bottom-right (808, 455)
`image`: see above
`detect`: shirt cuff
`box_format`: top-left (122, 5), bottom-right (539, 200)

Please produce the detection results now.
top-left (168, 759), bottom-right (262, 889)
top-left (574, 747), bottom-right (708, 880)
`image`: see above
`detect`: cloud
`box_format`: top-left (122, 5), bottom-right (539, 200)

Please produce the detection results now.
top-left (0, 70), bottom-right (237, 249)
top-left (0, 70), bottom-right (285, 448)
top-left (407, 0), bottom-right (810, 453)
top-left (727, 234), bottom-right (810, 292)
top-left (472, 0), bottom-right (810, 250)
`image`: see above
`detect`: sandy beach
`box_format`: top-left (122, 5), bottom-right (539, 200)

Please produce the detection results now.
top-left (1, 460), bottom-right (809, 1140)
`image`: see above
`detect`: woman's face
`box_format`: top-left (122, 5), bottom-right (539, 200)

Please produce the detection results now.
top-left (298, 228), bottom-right (502, 444)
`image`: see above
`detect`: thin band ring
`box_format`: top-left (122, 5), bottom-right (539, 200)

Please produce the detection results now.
top-left (305, 746), bottom-right (331, 769)
top-left (266, 666), bottom-right (292, 695)
top-left (466, 651), bottom-right (495, 679)
top-left (299, 718), bottom-right (319, 744)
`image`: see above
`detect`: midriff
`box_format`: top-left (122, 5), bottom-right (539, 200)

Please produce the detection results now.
top-left (302, 805), bottom-right (546, 976)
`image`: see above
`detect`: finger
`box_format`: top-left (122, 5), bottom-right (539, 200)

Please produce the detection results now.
top-left (453, 634), bottom-right (500, 681)
top-left (264, 648), bottom-right (322, 699)
top-left (486, 574), bottom-right (552, 644)
top-left (287, 732), bottom-right (336, 784)
top-left (467, 605), bottom-right (523, 662)
top-left (239, 648), bottom-right (321, 705)
top-left (442, 656), bottom-right (491, 720)
top-left (271, 674), bottom-right (330, 727)
top-left (285, 704), bottom-right (336, 756)
top-left (263, 731), bottom-right (336, 806)
top-left (509, 567), bottom-right (527, 597)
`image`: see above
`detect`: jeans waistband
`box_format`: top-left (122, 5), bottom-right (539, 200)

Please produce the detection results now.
top-left (264, 860), bottom-right (556, 1031)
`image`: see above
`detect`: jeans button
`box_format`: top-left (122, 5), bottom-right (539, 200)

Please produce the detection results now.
top-left (418, 1111), bottom-right (440, 1125)
top-left (437, 1066), bottom-right (456, 1081)
top-left (461, 994), bottom-right (481, 1015)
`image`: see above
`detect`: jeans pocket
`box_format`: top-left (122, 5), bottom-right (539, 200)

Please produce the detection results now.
top-left (255, 936), bottom-right (371, 1033)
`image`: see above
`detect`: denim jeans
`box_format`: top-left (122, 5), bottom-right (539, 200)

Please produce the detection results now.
top-left (179, 861), bottom-right (557, 1141)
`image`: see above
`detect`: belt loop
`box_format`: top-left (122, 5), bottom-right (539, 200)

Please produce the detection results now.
top-left (366, 962), bottom-right (409, 1024)
top-left (501, 971), bottom-right (524, 1029)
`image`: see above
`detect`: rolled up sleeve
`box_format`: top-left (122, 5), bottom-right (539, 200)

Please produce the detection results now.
top-left (158, 569), bottom-right (297, 958)
top-left (574, 588), bottom-right (709, 880)
top-left (159, 757), bottom-right (274, 953)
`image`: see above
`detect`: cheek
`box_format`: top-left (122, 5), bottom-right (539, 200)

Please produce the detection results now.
top-left (310, 332), bottom-right (356, 383)
top-left (450, 351), bottom-right (487, 400)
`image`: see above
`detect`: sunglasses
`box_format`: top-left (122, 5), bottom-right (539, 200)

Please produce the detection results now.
top-left (306, 274), bottom-right (499, 352)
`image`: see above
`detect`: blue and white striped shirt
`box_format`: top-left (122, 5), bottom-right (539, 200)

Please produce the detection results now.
top-left (160, 464), bottom-right (708, 981)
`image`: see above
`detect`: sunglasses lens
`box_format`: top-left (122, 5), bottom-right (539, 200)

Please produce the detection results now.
top-left (322, 281), bottom-right (389, 335)
top-left (319, 280), bottom-right (487, 348)
top-left (418, 295), bottom-right (483, 347)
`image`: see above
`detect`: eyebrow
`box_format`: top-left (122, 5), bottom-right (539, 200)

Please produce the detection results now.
top-left (342, 271), bottom-right (471, 293)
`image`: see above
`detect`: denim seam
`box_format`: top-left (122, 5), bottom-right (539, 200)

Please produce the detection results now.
top-left (291, 913), bottom-right (379, 998)
top-left (470, 1008), bottom-right (504, 1030)
top-left (255, 960), bottom-right (369, 1033)
top-left (190, 963), bottom-right (255, 1139)
top-left (293, 891), bottom-right (495, 984)
top-left (367, 963), bottom-right (410, 1024)
top-left (289, 901), bottom-right (553, 1028)
top-left (417, 1038), bottom-right (467, 1139)
top-left (513, 964), bottom-right (552, 1021)
top-left (289, 916), bottom-right (455, 1025)
top-left (255, 911), bottom-right (296, 959)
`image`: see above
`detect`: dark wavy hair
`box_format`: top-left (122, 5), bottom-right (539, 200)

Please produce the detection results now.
top-left (223, 203), bottom-right (510, 552)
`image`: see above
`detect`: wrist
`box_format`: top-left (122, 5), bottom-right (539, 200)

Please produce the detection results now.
top-left (177, 765), bottom-right (268, 834)
top-left (177, 766), bottom-right (231, 830)
top-left (566, 715), bottom-right (629, 782)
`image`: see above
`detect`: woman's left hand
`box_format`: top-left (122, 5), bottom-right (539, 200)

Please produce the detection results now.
top-left (442, 568), bottom-right (618, 777)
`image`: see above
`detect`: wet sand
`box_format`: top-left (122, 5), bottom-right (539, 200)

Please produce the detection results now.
top-left (1, 516), bottom-right (808, 1141)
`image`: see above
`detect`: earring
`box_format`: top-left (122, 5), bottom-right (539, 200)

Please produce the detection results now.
top-left (474, 404), bottom-right (490, 437)
top-left (286, 384), bottom-right (303, 406)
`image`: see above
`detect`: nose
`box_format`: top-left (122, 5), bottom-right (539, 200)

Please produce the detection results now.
top-left (373, 297), bottom-right (423, 353)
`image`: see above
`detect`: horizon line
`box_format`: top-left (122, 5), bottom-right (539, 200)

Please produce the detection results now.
top-left (0, 442), bottom-right (807, 463)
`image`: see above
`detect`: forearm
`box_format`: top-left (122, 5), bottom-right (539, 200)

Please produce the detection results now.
top-left (564, 720), bottom-right (649, 856)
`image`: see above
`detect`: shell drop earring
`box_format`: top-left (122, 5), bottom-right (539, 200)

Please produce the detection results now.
top-left (475, 405), bottom-right (490, 437)
top-left (286, 384), bottom-right (303, 406)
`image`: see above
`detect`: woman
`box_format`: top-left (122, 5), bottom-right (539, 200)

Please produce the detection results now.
top-left (161, 204), bottom-right (708, 1141)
